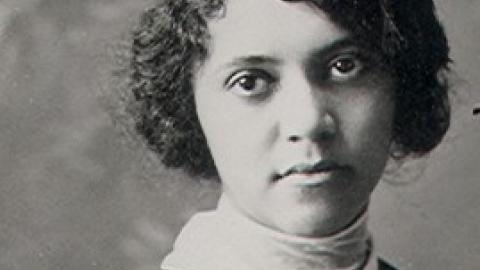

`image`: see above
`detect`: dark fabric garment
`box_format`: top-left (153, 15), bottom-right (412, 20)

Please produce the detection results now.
top-left (378, 258), bottom-right (398, 270)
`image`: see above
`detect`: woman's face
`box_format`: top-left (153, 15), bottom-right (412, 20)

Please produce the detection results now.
top-left (195, 0), bottom-right (395, 237)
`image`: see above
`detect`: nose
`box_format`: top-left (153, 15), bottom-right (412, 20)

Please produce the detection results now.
top-left (286, 112), bottom-right (336, 144)
top-left (277, 72), bottom-right (337, 145)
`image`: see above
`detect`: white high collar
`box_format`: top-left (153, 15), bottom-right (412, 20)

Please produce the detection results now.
top-left (162, 195), bottom-right (378, 270)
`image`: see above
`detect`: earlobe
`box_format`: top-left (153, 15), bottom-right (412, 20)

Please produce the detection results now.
top-left (388, 141), bottom-right (406, 160)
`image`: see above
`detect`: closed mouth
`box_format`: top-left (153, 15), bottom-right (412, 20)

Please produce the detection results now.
top-left (273, 160), bottom-right (343, 181)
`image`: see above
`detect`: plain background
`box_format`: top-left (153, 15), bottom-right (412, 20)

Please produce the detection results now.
top-left (0, 0), bottom-right (479, 269)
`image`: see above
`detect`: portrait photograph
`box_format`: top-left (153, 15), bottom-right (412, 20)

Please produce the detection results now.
top-left (0, 0), bottom-right (479, 269)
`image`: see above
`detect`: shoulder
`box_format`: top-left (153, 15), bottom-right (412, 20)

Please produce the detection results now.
top-left (378, 258), bottom-right (399, 270)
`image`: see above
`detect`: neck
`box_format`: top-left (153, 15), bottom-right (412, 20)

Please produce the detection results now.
top-left (216, 195), bottom-right (371, 270)
top-left (162, 194), bottom-right (377, 270)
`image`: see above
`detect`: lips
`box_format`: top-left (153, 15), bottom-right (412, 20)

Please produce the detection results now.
top-left (274, 160), bottom-right (344, 181)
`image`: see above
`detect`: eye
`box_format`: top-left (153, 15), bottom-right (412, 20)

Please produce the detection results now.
top-left (328, 54), bottom-right (364, 82)
top-left (225, 69), bottom-right (275, 97)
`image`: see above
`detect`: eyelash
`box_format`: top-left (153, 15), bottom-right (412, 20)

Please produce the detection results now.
top-left (224, 53), bottom-right (370, 98)
top-left (326, 53), bottom-right (368, 82)
top-left (225, 69), bottom-right (276, 97)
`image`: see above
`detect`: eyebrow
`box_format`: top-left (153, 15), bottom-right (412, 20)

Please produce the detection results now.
top-left (304, 36), bottom-right (379, 75)
top-left (217, 36), bottom-right (366, 72)
top-left (222, 55), bottom-right (283, 69)
top-left (307, 36), bottom-right (364, 61)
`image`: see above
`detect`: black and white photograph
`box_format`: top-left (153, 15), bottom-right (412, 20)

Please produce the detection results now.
top-left (1, 0), bottom-right (479, 269)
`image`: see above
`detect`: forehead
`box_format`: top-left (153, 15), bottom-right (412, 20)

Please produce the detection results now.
top-left (204, 0), bottom-right (349, 68)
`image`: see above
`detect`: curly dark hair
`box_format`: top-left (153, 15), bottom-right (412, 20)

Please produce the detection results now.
top-left (129, 0), bottom-right (450, 179)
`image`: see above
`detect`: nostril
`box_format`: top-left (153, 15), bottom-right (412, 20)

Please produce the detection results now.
top-left (288, 135), bottom-right (301, 142)
top-left (317, 128), bottom-right (335, 141)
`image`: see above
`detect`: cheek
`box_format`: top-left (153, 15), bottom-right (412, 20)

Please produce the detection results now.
top-left (342, 87), bottom-right (394, 144)
top-left (340, 90), bottom-right (394, 175)
top-left (195, 91), bottom-right (274, 178)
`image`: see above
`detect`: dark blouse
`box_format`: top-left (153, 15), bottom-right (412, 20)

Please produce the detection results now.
top-left (379, 259), bottom-right (398, 270)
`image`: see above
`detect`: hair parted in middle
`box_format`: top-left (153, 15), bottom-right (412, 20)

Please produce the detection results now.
top-left (129, 0), bottom-right (450, 179)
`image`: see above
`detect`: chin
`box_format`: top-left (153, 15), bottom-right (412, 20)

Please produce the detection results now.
top-left (272, 212), bottom-right (337, 237)
top-left (260, 199), bottom-right (333, 237)
top-left (261, 193), bottom-right (367, 237)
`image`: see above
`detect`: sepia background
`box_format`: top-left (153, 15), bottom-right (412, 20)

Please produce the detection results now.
top-left (0, 0), bottom-right (479, 269)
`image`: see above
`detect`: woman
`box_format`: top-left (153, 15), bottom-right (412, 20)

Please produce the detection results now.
top-left (129, 0), bottom-right (450, 269)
